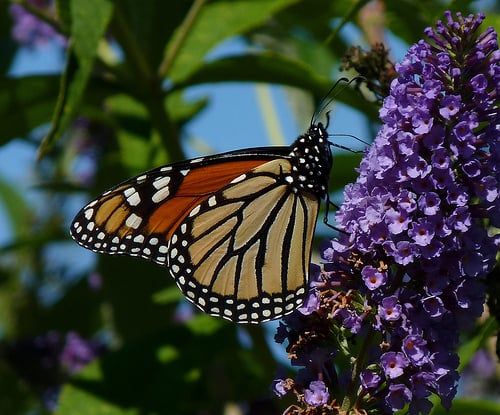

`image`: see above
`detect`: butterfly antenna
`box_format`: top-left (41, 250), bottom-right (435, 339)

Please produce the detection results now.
top-left (310, 77), bottom-right (364, 127)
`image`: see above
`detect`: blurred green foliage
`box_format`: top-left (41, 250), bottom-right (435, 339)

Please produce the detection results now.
top-left (0, 1), bottom-right (499, 414)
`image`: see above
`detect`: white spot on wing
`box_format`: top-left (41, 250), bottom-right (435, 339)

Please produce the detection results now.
top-left (189, 205), bottom-right (200, 217)
top-left (124, 187), bottom-right (136, 197)
top-left (153, 176), bottom-right (170, 190)
top-left (126, 192), bottom-right (141, 206)
top-left (231, 174), bottom-right (246, 184)
top-left (125, 213), bottom-right (142, 229)
top-left (152, 187), bottom-right (170, 203)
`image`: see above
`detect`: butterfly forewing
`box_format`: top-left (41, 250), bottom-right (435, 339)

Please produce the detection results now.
top-left (70, 153), bottom-right (284, 263)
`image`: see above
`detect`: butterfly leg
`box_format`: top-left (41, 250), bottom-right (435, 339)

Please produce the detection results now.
top-left (323, 195), bottom-right (348, 234)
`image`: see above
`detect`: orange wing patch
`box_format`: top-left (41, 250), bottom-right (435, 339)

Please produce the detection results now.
top-left (146, 159), bottom-right (269, 239)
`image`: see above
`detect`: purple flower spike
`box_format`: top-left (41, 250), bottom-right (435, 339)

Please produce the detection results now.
top-left (273, 12), bottom-right (498, 415)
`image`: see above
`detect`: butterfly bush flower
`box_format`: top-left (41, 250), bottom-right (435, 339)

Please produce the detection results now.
top-left (2, 331), bottom-right (104, 411)
top-left (9, 0), bottom-right (65, 48)
top-left (273, 12), bottom-right (498, 415)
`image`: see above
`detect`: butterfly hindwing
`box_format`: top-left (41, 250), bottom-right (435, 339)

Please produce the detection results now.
top-left (168, 159), bottom-right (320, 322)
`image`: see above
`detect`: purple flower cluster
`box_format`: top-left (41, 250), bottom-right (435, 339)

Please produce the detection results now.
top-left (3, 331), bottom-right (103, 411)
top-left (9, 0), bottom-right (65, 48)
top-left (273, 12), bottom-right (499, 415)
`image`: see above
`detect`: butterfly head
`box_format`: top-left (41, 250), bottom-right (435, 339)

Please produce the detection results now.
top-left (288, 122), bottom-right (332, 199)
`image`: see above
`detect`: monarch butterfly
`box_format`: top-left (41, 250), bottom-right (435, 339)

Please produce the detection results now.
top-left (71, 115), bottom-right (336, 324)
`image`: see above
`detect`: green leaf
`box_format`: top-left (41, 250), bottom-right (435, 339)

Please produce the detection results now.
top-left (457, 317), bottom-right (499, 372)
top-left (175, 53), bottom-right (378, 119)
top-left (111, 0), bottom-right (192, 71)
top-left (38, 0), bottom-right (114, 158)
top-left (0, 272), bottom-right (22, 339)
top-left (106, 94), bottom-right (169, 173)
top-left (55, 0), bottom-right (72, 34)
top-left (0, 76), bottom-right (60, 145)
top-left (0, 175), bottom-right (31, 240)
top-left (56, 383), bottom-right (138, 415)
top-left (430, 398), bottom-right (500, 415)
top-left (152, 286), bottom-right (183, 305)
top-left (184, 314), bottom-right (226, 335)
top-left (166, 0), bottom-right (301, 83)
top-left (0, 6), bottom-right (18, 76)
top-left (176, 52), bottom-right (330, 94)
top-left (165, 90), bottom-right (208, 126)
top-left (0, 362), bottom-right (37, 415)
